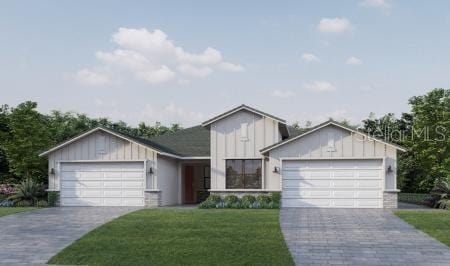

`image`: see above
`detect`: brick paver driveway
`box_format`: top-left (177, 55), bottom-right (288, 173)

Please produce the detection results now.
top-left (0, 207), bottom-right (140, 265)
top-left (280, 208), bottom-right (450, 265)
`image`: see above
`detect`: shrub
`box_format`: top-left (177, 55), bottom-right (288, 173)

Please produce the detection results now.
top-left (241, 195), bottom-right (256, 208)
top-left (271, 192), bottom-right (281, 204)
top-left (0, 184), bottom-right (15, 196)
top-left (0, 199), bottom-right (15, 207)
top-left (257, 194), bottom-right (271, 208)
top-left (48, 191), bottom-right (59, 207)
top-left (16, 200), bottom-right (32, 207)
top-left (198, 194), bottom-right (223, 209)
top-left (430, 181), bottom-right (449, 209)
top-left (223, 195), bottom-right (239, 208)
top-left (36, 200), bottom-right (48, 208)
top-left (9, 178), bottom-right (45, 205)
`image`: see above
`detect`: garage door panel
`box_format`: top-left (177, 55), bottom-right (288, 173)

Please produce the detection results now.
top-left (60, 162), bottom-right (145, 207)
top-left (282, 159), bottom-right (383, 208)
top-left (283, 198), bottom-right (332, 208)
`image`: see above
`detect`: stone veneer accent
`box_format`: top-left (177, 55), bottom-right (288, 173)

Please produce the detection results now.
top-left (383, 191), bottom-right (398, 209)
top-left (145, 190), bottom-right (161, 207)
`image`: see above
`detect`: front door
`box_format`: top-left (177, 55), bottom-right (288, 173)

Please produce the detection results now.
top-left (184, 165), bottom-right (195, 203)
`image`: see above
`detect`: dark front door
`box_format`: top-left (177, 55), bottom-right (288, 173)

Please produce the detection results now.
top-left (184, 165), bottom-right (195, 203)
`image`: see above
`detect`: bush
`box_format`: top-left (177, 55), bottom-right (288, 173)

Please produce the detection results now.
top-left (398, 193), bottom-right (429, 204)
top-left (257, 195), bottom-right (271, 208)
top-left (241, 195), bottom-right (256, 208)
top-left (16, 200), bottom-right (32, 207)
top-left (36, 200), bottom-right (48, 208)
top-left (0, 199), bottom-right (15, 207)
top-left (429, 181), bottom-right (449, 209)
top-left (8, 178), bottom-right (45, 205)
top-left (223, 195), bottom-right (239, 208)
top-left (48, 191), bottom-right (59, 207)
top-left (198, 194), bottom-right (223, 209)
top-left (271, 192), bottom-right (281, 204)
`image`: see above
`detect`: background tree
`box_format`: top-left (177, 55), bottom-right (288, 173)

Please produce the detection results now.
top-left (0, 102), bottom-right (52, 183)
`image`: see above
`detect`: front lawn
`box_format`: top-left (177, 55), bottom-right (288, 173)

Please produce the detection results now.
top-left (0, 207), bottom-right (36, 217)
top-left (395, 210), bottom-right (450, 247)
top-left (49, 209), bottom-right (294, 266)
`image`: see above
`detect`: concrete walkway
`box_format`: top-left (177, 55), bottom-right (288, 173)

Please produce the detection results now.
top-left (280, 208), bottom-right (450, 265)
top-left (0, 207), bottom-right (140, 265)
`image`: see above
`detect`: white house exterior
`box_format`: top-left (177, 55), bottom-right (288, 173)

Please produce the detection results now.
top-left (40, 105), bottom-right (405, 208)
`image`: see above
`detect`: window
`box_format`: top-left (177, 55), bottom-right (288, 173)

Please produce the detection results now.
top-left (226, 159), bottom-right (262, 189)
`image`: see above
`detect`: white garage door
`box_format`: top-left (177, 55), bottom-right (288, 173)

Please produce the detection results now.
top-left (282, 159), bottom-right (383, 208)
top-left (60, 162), bottom-right (145, 206)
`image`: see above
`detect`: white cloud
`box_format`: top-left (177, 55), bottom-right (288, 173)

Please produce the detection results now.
top-left (360, 0), bottom-right (390, 8)
top-left (219, 62), bottom-right (245, 72)
top-left (304, 81), bottom-right (336, 92)
top-left (75, 68), bottom-right (110, 86)
top-left (301, 53), bottom-right (320, 63)
top-left (272, 89), bottom-right (295, 98)
top-left (177, 64), bottom-right (213, 77)
top-left (317, 18), bottom-right (351, 33)
top-left (346, 56), bottom-right (363, 65)
top-left (76, 27), bottom-right (243, 86)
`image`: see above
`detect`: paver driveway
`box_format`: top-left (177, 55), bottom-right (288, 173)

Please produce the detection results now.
top-left (280, 208), bottom-right (450, 265)
top-left (0, 207), bottom-right (140, 265)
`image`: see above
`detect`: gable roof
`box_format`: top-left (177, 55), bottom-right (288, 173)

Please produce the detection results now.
top-left (260, 120), bottom-right (407, 154)
top-left (39, 126), bottom-right (183, 158)
top-left (148, 125), bottom-right (210, 157)
top-left (39, 125), bottom-right (211, 159)
top-left (202, 104), bottom-right (286, 127)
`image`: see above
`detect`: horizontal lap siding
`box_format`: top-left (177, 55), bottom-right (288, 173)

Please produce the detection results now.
top-left (47, 131), bottom-right (157, 191)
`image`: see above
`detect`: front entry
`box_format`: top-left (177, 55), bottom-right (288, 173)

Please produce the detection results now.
top-left (184, 165), bottom-right (195, 203)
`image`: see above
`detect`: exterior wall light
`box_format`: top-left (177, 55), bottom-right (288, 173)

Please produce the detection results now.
top-left (386, 165), bottom-right (393, 174)
top-left (273, 166), bottom-right (280, 173)
top-left (149, 167), bottom-right (154, 174)
top-left (49, 168), bottom-right (55, 175)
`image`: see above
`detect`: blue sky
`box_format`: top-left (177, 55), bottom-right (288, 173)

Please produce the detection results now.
top-left (1, 0), bottom-right (450, 127)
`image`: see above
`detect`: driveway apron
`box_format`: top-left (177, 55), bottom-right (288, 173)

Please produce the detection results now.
top-left (0, 207), bottom-right (140, 265)
top-left (280, 208), bottom-right (450, 265)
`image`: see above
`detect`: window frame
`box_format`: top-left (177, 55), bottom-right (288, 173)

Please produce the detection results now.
top-left (225, 159), bottom-right (262, 189)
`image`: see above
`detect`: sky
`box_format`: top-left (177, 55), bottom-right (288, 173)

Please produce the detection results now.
top-left (1, 0), bottom-right (450, 127)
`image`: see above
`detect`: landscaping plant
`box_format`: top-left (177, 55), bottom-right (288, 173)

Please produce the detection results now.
top-left (8, 178), bottom-right (45, 205)
top-left (199, 193), bottom-right (280, 209)
top-left (429, 180), bottom-right (449, 209)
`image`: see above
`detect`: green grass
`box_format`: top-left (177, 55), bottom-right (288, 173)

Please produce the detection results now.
top-left (395, 210), bottom-right (450, 247)
top-left (0, 207), bottom-right (36, 217)
top-left (49, 209), bottom-right (294, 266)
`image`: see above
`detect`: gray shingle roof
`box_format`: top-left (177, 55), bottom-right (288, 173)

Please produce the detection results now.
top-left (148, 125), bottom-right (210, 157)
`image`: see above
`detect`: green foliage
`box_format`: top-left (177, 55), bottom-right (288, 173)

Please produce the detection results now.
top-left (398, 193), bottom-right (429, 204)
top-left (8, 178), bottom-right (45, 204)
top-left (241, 195), bottom-right (256, 208)
top-left (198, 194), bottom-right (223, 208)
top-left (36, 200), bottom-right (48, 208)
top-left (0, 102), bottom-right (51, 183)
top-left (361, 88), bottom-right (450, 193)
top-left (15, 200), bottom-right (32, 207)
top-left (429, 181), bottom-right (449, 209)
top-left (47, 191), bottom-right (59, 207)
top-left (271, 192), bottom-right (281, 204)
top-left (223, 195), bottom-right (239, 208)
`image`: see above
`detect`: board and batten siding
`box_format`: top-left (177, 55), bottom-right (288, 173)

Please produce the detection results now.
top-left (268, 125), bottom-right (398, 191)
top-left (47, 130), bottom-right (157, 191)
top-left (210, 110), bottom-right (281, 190)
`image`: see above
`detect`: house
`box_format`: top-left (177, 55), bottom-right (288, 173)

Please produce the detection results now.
top-left (40, 105), bottom-right (405, 208)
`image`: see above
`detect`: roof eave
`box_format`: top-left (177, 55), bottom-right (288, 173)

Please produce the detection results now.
top-left (260, 121), bottom-right (407, 154)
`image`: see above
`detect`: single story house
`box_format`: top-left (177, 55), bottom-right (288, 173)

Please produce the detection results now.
top-left (40, 105), bottom-right (405, 208)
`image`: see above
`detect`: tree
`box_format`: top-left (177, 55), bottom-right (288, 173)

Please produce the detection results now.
top-left (0, 102), bottom-right (52, 183)
top-left (407, 88), bottom-right (450, 191)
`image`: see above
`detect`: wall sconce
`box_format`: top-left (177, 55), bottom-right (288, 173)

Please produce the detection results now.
top-left (273, 166), bottom-right (280, 173)
top-left (148, 167), bottom-right (154, 174)
top-left (386, 165), bottom-right (393, 174)
top-left (49, 168), bottom-right (55, 175)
